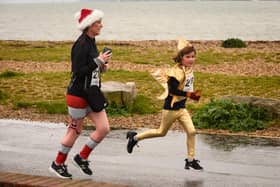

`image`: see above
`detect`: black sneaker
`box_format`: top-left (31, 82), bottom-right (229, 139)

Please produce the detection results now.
top-left (72, 154), bottom-right (93, 175)
top-left (126, 131), bottom-right (138, 154)
top-left (185, 159), bottom-right (203, 170)
top-left (49, 161), bottom-right (72, 179)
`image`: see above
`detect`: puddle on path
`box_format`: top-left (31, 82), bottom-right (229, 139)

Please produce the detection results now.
top-left (200, 134), bottom-right (280, 151)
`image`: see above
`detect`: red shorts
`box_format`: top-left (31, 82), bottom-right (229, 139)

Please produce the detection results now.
top-left (66, 94), bottom-right (87, 108)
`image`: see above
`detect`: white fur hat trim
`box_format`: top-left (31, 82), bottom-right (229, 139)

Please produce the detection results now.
top-left (75, 9), bottom-right (104, 31)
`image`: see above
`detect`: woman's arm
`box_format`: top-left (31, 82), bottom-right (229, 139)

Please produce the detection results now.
top-left (71, 42), bottom-right (98, 76)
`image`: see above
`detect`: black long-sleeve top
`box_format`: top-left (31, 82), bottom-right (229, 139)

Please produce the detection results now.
top-left (163, 77), bottom-right (187, 110)
top-left (67, 33), bottom-right (99, 98)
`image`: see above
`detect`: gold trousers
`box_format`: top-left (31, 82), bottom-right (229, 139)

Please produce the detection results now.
top-left (136, 109), bottom-right (196, 159)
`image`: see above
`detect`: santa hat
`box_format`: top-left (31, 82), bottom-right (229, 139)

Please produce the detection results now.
top-left (74, 8), bottom-right (104, 31)
top-left (177, 37), bottom-right (192, 51)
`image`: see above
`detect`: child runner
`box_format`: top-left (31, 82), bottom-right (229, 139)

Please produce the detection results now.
top-left (126, 38), bottom-right (203, 170)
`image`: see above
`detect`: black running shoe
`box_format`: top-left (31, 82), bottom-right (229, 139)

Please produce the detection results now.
top-left (49, 161), bottom-right (72, 179)
top-left (72, 154), bottom-right (92, 175)
top-left (126, 131), bottom-right (138, 154)
top-left (185, 159), bottom-right (203, 170)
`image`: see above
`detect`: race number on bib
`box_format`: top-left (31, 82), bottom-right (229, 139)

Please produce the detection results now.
top-left (183, 75), bottom-right (194, 92)
top-left (90, 68), bottom-right (100, 87)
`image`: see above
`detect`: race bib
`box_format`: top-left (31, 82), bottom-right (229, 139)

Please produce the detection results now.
top-left (183, 73), bottom-right (194, 92)
top-left (90, 67), bottom-right (100, 87)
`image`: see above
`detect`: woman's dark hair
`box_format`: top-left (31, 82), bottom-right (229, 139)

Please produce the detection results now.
top-left (173, 46), bottom-right (196, 63)
top-left (83, 27), bottom-right (89, 33)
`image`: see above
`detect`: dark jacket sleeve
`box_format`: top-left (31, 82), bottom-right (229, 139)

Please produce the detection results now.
top-left (168, 77), bottom-right (187, 96)
top-left (71, 40), bottom-right (98, 76)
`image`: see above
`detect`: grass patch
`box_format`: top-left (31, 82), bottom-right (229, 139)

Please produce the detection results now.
top-left (106, 95), bottom-right (157, 116)
top-left (0, 40), bottom-right (174, 65)
top-left (195, 73), bottom-right (280, 102)
top-left (15, 100), bottom-right (67, 114)
top-left (0, 69), bottom-right (278, 115)
top-left (0, 40), bottom-right (71, 62)
top-left (0, 72), bottom-right (69, 105)
top-left (193, 99), bottom-right (271, 132)
top-left (34, 101), bottom-right (67, 114)
top-left (264, 52), bottom-right (280, 64)
top-left (0, 40), bottom-right (279, 121)
top-left (98, 43), bottom-right (175, 65)
top-left (0, 70), bottom-right (163, 115)
top-left (1, 40), bottom-right (278, 66)
top-left (0, 90), bottom-right (9, 103)
top-left (196, 50), bottom-right (263, 65)
top-left (130, 95), bottom-right (158, 114)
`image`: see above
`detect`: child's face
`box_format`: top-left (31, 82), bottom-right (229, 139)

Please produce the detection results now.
top-left (181, 51), bottom-right (195, 67)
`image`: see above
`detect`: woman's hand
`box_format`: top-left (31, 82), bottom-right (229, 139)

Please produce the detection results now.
top-left (98, 51), bottom-right (112, 64)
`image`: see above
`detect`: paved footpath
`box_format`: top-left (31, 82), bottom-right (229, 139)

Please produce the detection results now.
top-left (0, 119), bottom-right (280, 187)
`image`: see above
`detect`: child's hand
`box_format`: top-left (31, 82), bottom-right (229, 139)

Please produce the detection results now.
top-left (187, 90), bottom-right (201, 101)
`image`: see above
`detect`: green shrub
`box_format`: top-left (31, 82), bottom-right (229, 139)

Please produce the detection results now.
top-left (0, 71), bottom-right (23, 78)
top-left (106, 102), bottom-right (130, 116)
top-left (222, 38), bottom-right (246, 48)
top-left (193, 99), bottom-right (271, 132)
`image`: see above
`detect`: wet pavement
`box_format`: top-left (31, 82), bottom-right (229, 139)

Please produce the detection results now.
top-left (0, 119), bottom-right (279, 187)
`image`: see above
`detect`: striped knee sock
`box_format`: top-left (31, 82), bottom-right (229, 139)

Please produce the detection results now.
top-left (79, 137), bottom-right (98, 160)
top-left (55, 144), bottom-right (71, 165)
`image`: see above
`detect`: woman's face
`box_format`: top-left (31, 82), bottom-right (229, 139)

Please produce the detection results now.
top-left (181, 51), bottom-right (195, 67)
top-left (89, 20), bottom-right (103, 36)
